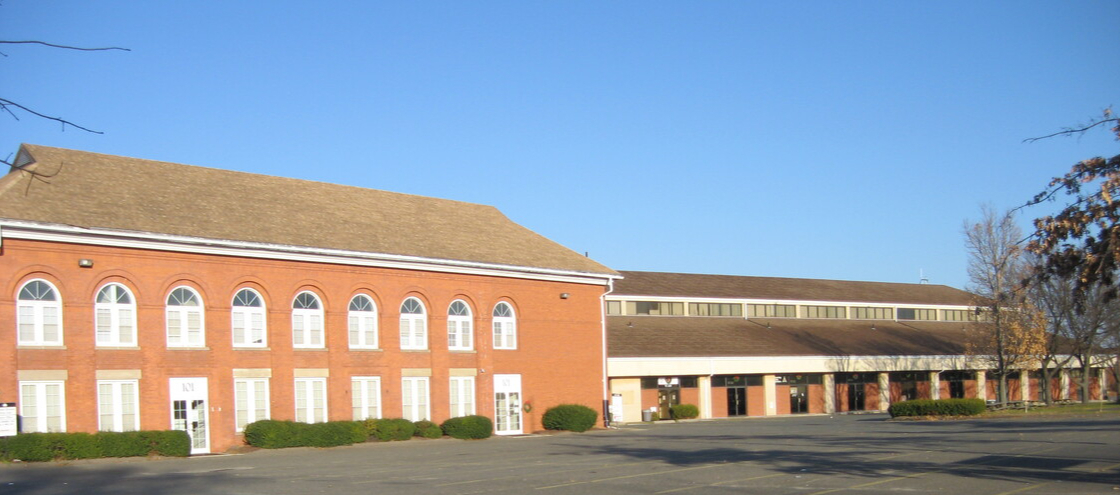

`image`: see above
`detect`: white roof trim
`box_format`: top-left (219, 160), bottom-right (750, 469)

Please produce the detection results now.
top-left (0, 220), bottom-right (619, 285)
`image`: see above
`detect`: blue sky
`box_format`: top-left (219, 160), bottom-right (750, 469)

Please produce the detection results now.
top-left (2, 1), bottom-right (1117, 290)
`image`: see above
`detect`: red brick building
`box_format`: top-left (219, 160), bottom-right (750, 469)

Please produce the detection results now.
top-left (0, 145), bottom-right (618, 453)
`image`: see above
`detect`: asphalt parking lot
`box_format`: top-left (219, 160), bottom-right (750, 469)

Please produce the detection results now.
top-left (3, 413), bottom-right (1119, 495)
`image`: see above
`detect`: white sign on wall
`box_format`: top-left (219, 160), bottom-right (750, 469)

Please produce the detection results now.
top-left (0, 403), bottom-right (17, 437)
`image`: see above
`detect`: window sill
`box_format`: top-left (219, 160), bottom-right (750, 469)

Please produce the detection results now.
top-left (17, 345), bottom-right (66, 350)
top-left (493, 347), bottom-right (518, 351)
top-left (449, 349), bottom-right (477, 353)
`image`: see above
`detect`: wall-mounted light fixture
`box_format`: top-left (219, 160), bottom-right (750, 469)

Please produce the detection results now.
top-left (560, 293), bottom-right (570, 299)
top-left (78, 259), bottom-right (94, 268)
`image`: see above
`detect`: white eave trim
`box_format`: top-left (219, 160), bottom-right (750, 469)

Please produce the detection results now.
top-left (0, 220), bottom-right (620, 285)
top-left (605, 294), bottom-right (972, 311)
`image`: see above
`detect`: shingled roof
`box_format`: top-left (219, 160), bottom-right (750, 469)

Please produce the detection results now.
top-left (0, 145), bottom-right (617, 277)
top-left (608, 316), bottom-right (971, 358)
top-left (614, 270), bottom-right (974, 305)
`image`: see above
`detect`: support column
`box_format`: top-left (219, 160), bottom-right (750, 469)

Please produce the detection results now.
top-left (878, 372), bottom-right (890, 411)
top-left (698, 376), bottom-right (712, 419)
top-left (823, 373), bottom-right (835, 414)
top-left (930, 371), bottom-right (941, 400)
top-left (1020, 370), bottom-right (1030, 401)
top-left (1061, 369), bottom-right (1070, 400)
top-left (977, 371), bottom-right (987, 400)
top-left (763, 374), bottom-right (777, 416)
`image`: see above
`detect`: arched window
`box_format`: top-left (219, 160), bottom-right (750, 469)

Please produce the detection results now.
top-left (232, 288), bottom-right (267, 347)
top-left (349, 294), bottom-right (378, 349)
top-left (399, 297), bottom-right (427, 350)
top-left (17, 279), bottom-right (62, 346)
top-left (292, 292), bottom-right (324, 348)
top-left (493, 302), bottom-right (517, 350)
top-left (96, 283), bottom-right (136, 347)
top-left (447, 300), bottom-right (473, 351)
top-left (166, 287), bottom-right (204, 347)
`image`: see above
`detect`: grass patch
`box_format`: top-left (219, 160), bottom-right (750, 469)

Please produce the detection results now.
top-left (984, 401), bottom-right (1120, 417)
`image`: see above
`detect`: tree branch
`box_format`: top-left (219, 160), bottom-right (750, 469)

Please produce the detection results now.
top-left (0, 98), bottom-right (102, 134)
top-left (0, 40), bottom-right (130, 52)
top-left (1024, 117), bottom-right (1120, 143)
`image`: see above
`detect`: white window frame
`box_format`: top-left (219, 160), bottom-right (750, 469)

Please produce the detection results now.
top-left (97, 379), bottom-right (139, 432)
top-left (232, 288), bottom-right (267, 348)
top-left (399, 297), bottom-right (428, 350)
top-left (20, 380), bottom-right (65, 433)
top-left (401, 376), bottom-right (430, 421)
top-left (95, 283), bottom-right (137, 347)
top-left (447, 300), bottom-right (473, 351)
top-left (292, 292), bottom-right (324, 349)
top-left (348, 295), bottom-right (379, 349)
top-left (17, 279), bottom-right (63, 346)
top-left (294, 377), bottom-right (327, 423)
top-left (351, 376), bottom-right (382, 420)
top-left (449, 376), bottom-right (475, 418)
top-left (493, 302), bottom-right (517, 350)
top-left (234, 378), bottom-right (270, 431)
top-left (166, 286), bottom-right (205, 348)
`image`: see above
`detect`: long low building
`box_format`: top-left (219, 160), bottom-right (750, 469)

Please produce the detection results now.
top-left (0, 145), bottom-right (618, 453)
top-left (606, 271), bottom-right (1112, 422)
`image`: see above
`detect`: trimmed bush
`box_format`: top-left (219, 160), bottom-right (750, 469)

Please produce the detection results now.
top-left (671, 404), bottom-right (700, 419)
top-left (243, 420), bottom-right (367, 448)
top-left (441, 415), bottom-right (493, 440)
top-left (542, 404), bottom-right (598, 432)
top-left (0, 430), bottom-right (189, 462)
top-left (889, 398), bottom-right (987, 418)
top-left (368, 418), bottom-right (416, 441)
top-left (413, 420), bottom-right (443, 439)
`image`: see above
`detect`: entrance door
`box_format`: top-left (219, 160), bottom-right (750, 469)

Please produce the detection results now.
top-left (849, 383), bottom-right (865, 411)
top-left (790, 385), bottom-right (808, 414)
top-left (494, 374), bottom-right (522, 435)
top-left (169, 377), bottom-right (209, 454)
top-left (727, 387), bottom-right (747, 416)
top-left (658, 387), bottom-right (680, 419)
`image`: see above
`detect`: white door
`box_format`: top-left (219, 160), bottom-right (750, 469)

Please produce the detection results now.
top-left (169, 377), bottom-right (210, 454)
top-left (494, 374), bottom-right (522, 435)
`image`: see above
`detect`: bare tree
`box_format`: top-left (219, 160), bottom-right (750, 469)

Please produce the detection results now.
top-left (964, 206), bottom-right (1048, 404)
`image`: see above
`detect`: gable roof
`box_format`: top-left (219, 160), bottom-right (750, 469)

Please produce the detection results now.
top-left (613, 270), bottom-right (974, 306)
top-left (607, 315), bottom-right (971, 358)
top-left (0, 145), bottom-right (617, 277)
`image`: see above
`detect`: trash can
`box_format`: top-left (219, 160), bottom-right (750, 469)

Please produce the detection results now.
top-left (642, 409), bottom-right (654, 422)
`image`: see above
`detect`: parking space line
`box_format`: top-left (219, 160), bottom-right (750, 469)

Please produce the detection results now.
top-left (989, 461), bottom-right (1120, 495)
top-left (654, 472), bottom-right (786, 494)
top-left (535, 463), bottom-right (725, 490)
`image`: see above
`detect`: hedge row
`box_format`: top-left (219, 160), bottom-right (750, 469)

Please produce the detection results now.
top-left (888, 399), bottom-right (987, 418)
top-left (671, 404), bottom-right (700, 419)
top-left (0, 430), bottom-right (190, 462)
top-left (542, 404), bottom-right (598, 432)
top-left (244, 415), bottom-right (497, 448)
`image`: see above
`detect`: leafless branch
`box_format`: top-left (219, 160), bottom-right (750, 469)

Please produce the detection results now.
top-left (1024, 117), bottom-right (1120, 143)
top-left (0, 98), bottom-right (102, 134)
top-left (0, 40), bottom-right (130, 52)
top-left (0, 156), bottom-right (62, 194)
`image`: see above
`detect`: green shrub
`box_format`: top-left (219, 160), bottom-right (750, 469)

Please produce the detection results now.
top-left (2, 433), bottom-right (57, 462)
top-left (413, 420), bottom-right (443, 439)
top-left (0, 430), bottom-right (189, 461)
top-left (542, 404), bottom-right (598, 432)
top-left (441, 415), bottom-right (493, 439)
top-left (368, 418), bottom-right (416, 441)
top-left (96, 431), bottom-right (150, 457)
top-left (244, 420), bottom-right (367, 448)
top-left (671, 404), bottom-right (700, 419)
top-left (58, 432), bottom-right (101, 459)
top-left (144, 430), bottom-right (191, 457)
top-left (889, 398), bottom-right (987, 418)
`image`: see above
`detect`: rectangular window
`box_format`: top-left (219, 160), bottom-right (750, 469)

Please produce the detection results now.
top-left (20, 381), bottom-right (65, 433)
top-left (688, 302), bottom-right (743, 317)
top-left (852, 307), bottom-right (893, 319)
top-left (941, 309), bottom-right (975, 322)
top-left (748, 304), bottom-right (797, 318)
top-left (18, 303), bottom-right (62, 346)
top-left (351, 376), bottom-right (381, 421)
top-left (625, 301), bottom-right (685, 316)
top-left (293, 312), bottom-right (324, 349)
top-left (235, 378), bottom-right (269, 431)
top-left (449, 376), bottom-right (475, 418)
top-left (97, 380), bottom-right (139, 432)
top-left (401, 377), bottom-right (430, 421)
top-left (294, 378), bottom-right (327, 423)
top-left (801, 305), bottom-right (847, 319)
top-left (897, 308), bottom-right (937, 320)
top-left (232, 309), bottom-right (266, 347)
top-left (606, 300), bottom-right (622, 315)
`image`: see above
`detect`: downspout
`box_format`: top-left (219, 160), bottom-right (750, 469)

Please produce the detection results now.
top-left (601, 278), bottom-right (615, 428)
